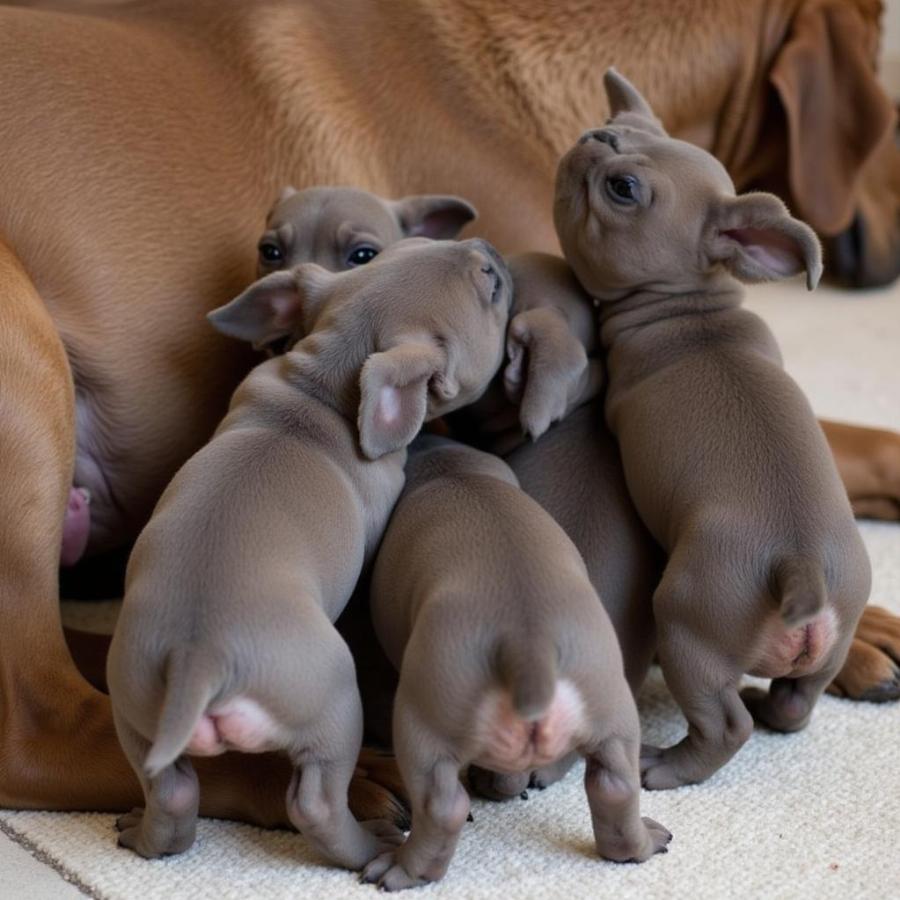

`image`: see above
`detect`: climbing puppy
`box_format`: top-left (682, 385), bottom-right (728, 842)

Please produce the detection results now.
top-left (554, 69), bottom-right (871, 789)
top-left (363, 436), bottom-right (670, 891)
top-left (106, 237), bottom-right (510, 868)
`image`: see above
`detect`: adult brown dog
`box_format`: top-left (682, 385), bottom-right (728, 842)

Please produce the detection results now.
top-left (1, 0), bottom-right (899, 828)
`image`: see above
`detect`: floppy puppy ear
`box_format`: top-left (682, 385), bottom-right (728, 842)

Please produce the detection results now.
top-left (769, 2), bottom-right (895, 237)
top-left (503, 307), bottom-right (596, 440)
top-left (391, 195), bottom-right (478, 239)
top-left (706, 192), bottom-right (823, 289)
top-left (357, 341), bottom-right (453, 459)
top-left (207, 265), bottom-right (333, 349)
top-left (603, 67), bottom-right (666, 135)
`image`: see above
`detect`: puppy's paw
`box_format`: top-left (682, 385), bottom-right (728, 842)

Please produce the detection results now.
top-left (362, 818), bottom-right (406, 853)
top-left (467, 765), bottom-right (529, 801)
top-left (115, 808), bottom-right (144, 833)
top-left (115, 807), bottom-right (194, 858)
top-left (619, 817), bottom-right (673, 863)
top-left (639, 746), bottom-right (690, 791)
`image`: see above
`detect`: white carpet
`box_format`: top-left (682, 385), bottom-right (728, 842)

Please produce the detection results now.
top-left (2, 279), bottom-right (899, 899)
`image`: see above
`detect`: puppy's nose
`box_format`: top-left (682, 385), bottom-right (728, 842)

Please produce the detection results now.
top-left (579, 129), bottom-right (620, 152)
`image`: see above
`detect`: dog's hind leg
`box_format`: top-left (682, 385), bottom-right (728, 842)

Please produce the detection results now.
top-left (0, 237), bottom-right (144, 813)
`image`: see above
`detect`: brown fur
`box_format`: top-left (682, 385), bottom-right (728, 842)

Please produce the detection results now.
top-left (1, 0), bottom-right (898, 824)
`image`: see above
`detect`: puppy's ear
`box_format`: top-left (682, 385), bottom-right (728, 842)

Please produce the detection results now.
top-left (769, 2), bottom-right (895, 236)
top-left (603, 67), bottom-right (666, 135)
top-left (706, 192), bottom-right (823, 289)
top-left (207, 265), bottom-right (333, 349)
top-left (503, 308), bottom-right (596, 440)
top-left (391, 195), bottom-right (478, 239)
top-left (357, 341), bottom-right (452, 459)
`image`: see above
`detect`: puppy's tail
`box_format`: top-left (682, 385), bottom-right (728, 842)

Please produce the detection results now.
top-left (144, 649), bottom-right (223, 779)
top-left (495, 639), bottom-right (558, 721)
top-left (774, 557), bottom-right (826, 628)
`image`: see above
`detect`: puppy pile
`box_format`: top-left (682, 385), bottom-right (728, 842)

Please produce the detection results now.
top-left (106, 70), bottom-right (869, 890)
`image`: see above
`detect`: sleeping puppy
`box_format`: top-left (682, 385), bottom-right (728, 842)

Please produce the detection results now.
top-left (106, 237), bottom-right (510, 867)
top-left (363, 435), bottom-right (670, 891)
top-left (553, 69), bottom-right (871, 789)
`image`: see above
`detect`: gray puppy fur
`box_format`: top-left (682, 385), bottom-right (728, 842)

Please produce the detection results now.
top-left (553, 69), bottom-right (871, 789)
top-left (363, 435), bottom-right (671, 891)
top-left (449, 253), bottom-right (662, 802)
top-left (106, 237), bottom-right (510, 868)
top-left (257, 185), bottom-right (476, 276)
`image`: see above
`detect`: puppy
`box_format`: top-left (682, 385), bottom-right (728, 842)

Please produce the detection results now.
top-left (553, 69), bottom-right (871, 789)
top-left (449, 253), bottom-right (662, 802)
top-left (256, 185), bottom-right (476, 275)
top-left (106, 237), bottom-right (511, 867)
top-left (362, 435), bottom-right (671, 890)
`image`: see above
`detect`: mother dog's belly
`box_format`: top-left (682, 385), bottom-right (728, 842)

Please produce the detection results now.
top-left (748, 609), bottom-right (838, 679)
top-left (471, 680), bottom-right (586, 775)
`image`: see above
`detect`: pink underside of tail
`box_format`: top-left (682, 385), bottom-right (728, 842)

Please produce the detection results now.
top-left (472, 679), bottom-right (586, 775)
top-left (185, 696), bottom-right (283, 756)
top-left (749, 608), bottom-right (838, 678)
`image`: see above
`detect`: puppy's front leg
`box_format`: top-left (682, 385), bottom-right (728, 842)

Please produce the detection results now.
top-left (584, 736), bottom-right (671, 863)
top-left (642, 623), bottom-right (753, 790)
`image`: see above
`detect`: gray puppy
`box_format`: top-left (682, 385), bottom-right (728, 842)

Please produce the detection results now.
top-left (256, 185), bottom-right (476, 276)
top-left (449, 253), bottom-right (662, 802)
top-left (363, 435), bottom-right (671, 891)
top-left (553, 69), bottom-right (871, 789)
top-left (106, 237), bottom-right (511, 868)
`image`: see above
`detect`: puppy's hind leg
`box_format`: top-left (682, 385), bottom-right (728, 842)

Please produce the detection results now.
top-left (362, 701), bottom-right (469, 891)
top-left (584, 735), bottom-right (671, 863)
top-left (642, 617), bottom-right (753, 790)
top-left (112, 710), bottom-right (199, 858)
top-left (286, 677), bottom-right (402, 870)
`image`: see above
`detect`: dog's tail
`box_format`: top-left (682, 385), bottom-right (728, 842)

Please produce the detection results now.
top-left (774, 557), bottom-right (826, 628)
top-left (144, 649), bottom-right (224, 779)
top-left (495, 638), bottom-right (558, 721)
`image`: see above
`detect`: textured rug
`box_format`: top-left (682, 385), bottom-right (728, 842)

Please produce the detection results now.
top-left (1, 279), bottom-right (898, 899)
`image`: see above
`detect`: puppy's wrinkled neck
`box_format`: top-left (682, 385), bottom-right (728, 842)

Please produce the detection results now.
top-left (595, 275), bottom-right (742, 350)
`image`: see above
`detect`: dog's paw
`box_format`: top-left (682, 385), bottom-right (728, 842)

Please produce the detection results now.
top-left (639, 746), bottom-right (691, 791)
top-left (350, 749), bottom-right (411, 830)
top-left (361, 851), bottom-right (434, 891)
top-left (633, 817), bottom-right (673, 861)
top-left (115, 807), bottom-right (144, 833)
top-left (362, 818), bottom-right (406, 854)
top-left (467, 765), bottom-right (529, 801)
top-left (828, 609), bottom-right (900, 702)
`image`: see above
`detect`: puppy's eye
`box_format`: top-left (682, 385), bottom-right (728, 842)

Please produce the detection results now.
top-left (347, 245), bottom-right (379, 267)
top-left (606, 175), bottom-right (639, 204)
top-left (258, 241), bottom-right (283, 263)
